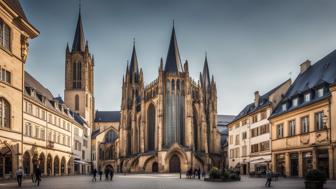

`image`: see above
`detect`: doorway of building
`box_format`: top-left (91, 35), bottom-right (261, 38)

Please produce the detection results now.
top-left (290, 153), bottom-right (298, 176)
top-left (318, 150), bottom-right (329, 178)
top-left (169, 155), bottom-right (181, 173)
top-left (152, 162), bottom-right (158, 173)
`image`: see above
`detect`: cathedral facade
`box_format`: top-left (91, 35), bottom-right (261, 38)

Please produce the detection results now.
top-left (118, 26), bottom-right (221, 173)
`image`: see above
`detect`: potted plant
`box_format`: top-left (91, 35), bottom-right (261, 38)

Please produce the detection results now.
top-left (304, 169), bottom-right (327, 189)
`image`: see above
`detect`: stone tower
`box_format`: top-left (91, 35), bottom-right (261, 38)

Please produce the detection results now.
top-left (119, 41), bottom-right (144, 157)
top-left (64, 10), bottom-right (95, 128)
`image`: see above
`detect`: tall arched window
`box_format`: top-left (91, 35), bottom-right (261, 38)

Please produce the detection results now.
top-left (171, 79), bottom-right (175, 95)
top-left (176, 79), bottom-right (180, 95)
top-left (72, 61), bottom-right (82, 89)
top-left (75, 95), bottom-right (79, 111)
top-left (193, 107), bottom-right (198, 151)
top-left (0, 97), bottom-right (10, 128)
top-left (147, 104), bottom-right (156, 151)
top-left (166, 80), bottom-right (171, 95)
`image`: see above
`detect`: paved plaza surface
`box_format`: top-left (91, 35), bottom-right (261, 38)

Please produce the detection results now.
top-left (1, 174), bottom-right (336, 189)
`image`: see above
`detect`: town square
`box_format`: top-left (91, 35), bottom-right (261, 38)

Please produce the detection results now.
top-left (0, 0), bottom-right (336, 188)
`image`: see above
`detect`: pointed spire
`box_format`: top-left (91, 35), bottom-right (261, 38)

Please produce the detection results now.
top-left (164, 23), bottom-right (183, 73)
top-left (72, 8), bottom-right (86, 52)
top-left (129, 38), bottom-right (139, 82)
top-left (66, 43), bottom-right (70, 53)
top-left (202, 52), bottom-right (210, 90)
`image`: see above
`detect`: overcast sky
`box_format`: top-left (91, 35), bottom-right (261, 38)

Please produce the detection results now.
top-left (22, 0), bottom-right (336, 115)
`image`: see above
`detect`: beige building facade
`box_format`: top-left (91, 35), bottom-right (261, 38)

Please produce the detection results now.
top-left (0, 2), bottom-right (94, 178)
top-left (270, 58), bottom-right (336, 179)
top-left (228, 80), bottom-right (290, 175)
top-left (0, 0), bottom-right (38, 178)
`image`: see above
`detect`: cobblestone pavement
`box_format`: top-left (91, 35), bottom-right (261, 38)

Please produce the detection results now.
top-left (1, 174), bottom-right (336, 189)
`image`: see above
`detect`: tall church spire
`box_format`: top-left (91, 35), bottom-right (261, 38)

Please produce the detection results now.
top-left (129, 38), bottom-right (139, 82)
top-left (164, 23), bottom-right (183, 73)
top-left (72, 9), bottom-right (85, 52)
top-left (202, 52), bottom-right (210, 91)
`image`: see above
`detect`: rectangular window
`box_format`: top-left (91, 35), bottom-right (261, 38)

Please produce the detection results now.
top-left (83, 139), bottom-right (87, 147)
top-left (251, 127), bottom-right (258, 138)
top-left (235, 135), bottom-right (240, 145)
top-left (74, 128), bottom-right (79, 136)
top-left (40, 129), bottom-right (45, 140)
top-left (0, 21), bottom-right (11, 51)
top-left (230, 149), bottom-right (234, 158)
top-left (260, 141), bottom-right (270, 151)
top-left (301, 116), bottom-right (309, 134)
top-left (277, 124), bottom-right (284, 139)
top-left (315, 111), bottom-right (324, 131)
top-left (282, 104), bottom-right (287, 111)
top-left (35, 127), bottom-right (39, 138)
top-left (317, 88), bottom-right (324, 98)
top-left (288, 120), bottom-right (296, 136)
top-left (304, 93), bottom-right (311, 102)
top-left (0, 67), bottom-right (11, 84)
top-left (229, 135), bottom-right (233, 144)
top-left (41, 110), bottom-right (45, 120)
top-left (251, 144), bottom-right (259, 153)
top-left (292, 98), bottom-right (299, 107)
top-left (242, 132), bottom-right (247, 140)
top-left (252, 115), bottom-right (258, 123)
top-left (25, 122), bottom-right (32, 137)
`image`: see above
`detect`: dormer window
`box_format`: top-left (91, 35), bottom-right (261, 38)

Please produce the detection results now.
top-left (304, 93), bottom-right (311, 102)
top-left (282, 103), bottom-right (287, 111)
top-left (317, 88), bottom-right (324, 98)
top-left (292, 98), bottom-right (299, 107)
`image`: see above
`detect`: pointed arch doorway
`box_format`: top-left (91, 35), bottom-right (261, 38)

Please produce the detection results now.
top-left (169, 155), bottom-right (181, 173)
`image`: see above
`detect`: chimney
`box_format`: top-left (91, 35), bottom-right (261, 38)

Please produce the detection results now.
top-left (254, 91), bottom-right (260, 107)
top-left (300, 60), bottom-right (311, 74)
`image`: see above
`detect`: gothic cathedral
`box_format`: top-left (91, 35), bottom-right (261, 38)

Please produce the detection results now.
top-left (118, 25), bottom-right (221, 173)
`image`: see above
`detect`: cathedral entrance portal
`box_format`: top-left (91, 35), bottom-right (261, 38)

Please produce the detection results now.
top-left (169, 155), bottom-right (181, 173)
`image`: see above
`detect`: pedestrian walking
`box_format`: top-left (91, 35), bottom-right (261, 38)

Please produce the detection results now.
top-left (265, 169), bottom-right (272, 187)
top-left (16, 167), bottom-right (23, 187)
top-left (99, 169), bottom-right (103, 181)
top-left (105, 168), bottom-right (109, 180)
top-left (35, 167), bottom-right (42, 186)
top-left (197, 168), bottom-right (201, 180)
top-left (92, 168), bottom-right (97, 182)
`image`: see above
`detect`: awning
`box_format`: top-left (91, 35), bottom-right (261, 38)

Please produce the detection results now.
top-left (74, 160), bottom-right (90, 165)
top-left (249, 157), bottom-right (271, 164)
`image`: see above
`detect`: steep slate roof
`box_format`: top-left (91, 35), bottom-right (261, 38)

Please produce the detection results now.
top-left (4, 0), bottom-right (28, 21)
top-left (95, 111), bottom-right (120, 122)
top-left (72, 11), bottom-right (85, 52)
top-left (217, 115), bottom-right (235, 128)
top-left (164, 26), bottom-right (183, 73)
top-left (25, 72), bottom-right (53, 100)
top-left (24, 72), bottom-right (85, 126)
top-left (231, 79), bottom-right (290, 123)
top-left (272, 49), bottom-right (336, 117)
